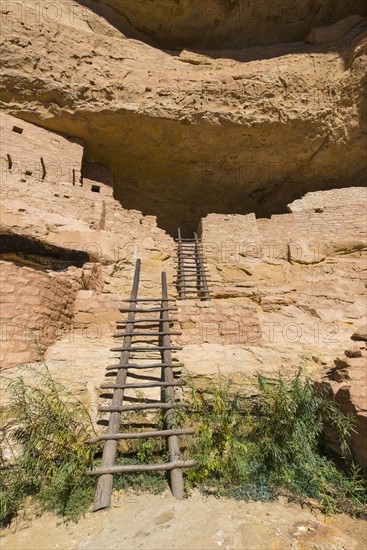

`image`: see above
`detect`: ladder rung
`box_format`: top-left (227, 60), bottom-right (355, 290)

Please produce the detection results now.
top-left (100, 381), bottom-right (184, 390)
top-left (178, 292), bottom-right (206, 295)
top-left (176, 283), bottom-right (211, 286)
top-left (178, 299), bottom-right (208, 302)
top-left (177, 273), bottom-right (207, 276)
top-left (116, 318), bottom-right (178, 324)
top-left (181, 267), bottom-right (206, 273)
top-left (178, 299), bottom-right (208, 301)
top-left (106, 362), bottom-right (184, 370)
top-left (175, 277), bottom-right (212, 281)
top-left (87, 428), bottom-right (195, 443)
top-left (114, 331), bottom-right (182, 338)
top-left (176, 281), bottom-right (210, 288)
top-left (177, 285), bottom-right (207, 289)
top-left (87, 460), bottom-right (197, 475)
top-left (176, 274), bottom-right (208, 277)
top-left (119, 307), bottom-right (178, 313)
top-left (99, 402), bottom-right (190, 412)
top-left (121, 298), bottom-right (176, 302)
top-left (175, 238), bottom-right (197, 241)
top-left (177, 274), bottom-right (207, 278)
top-left (110, 346), bottom-right (183, 352)
top-left (177, 253), bottom-right (201, 256)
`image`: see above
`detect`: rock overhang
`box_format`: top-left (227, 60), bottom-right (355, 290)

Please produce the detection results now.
top-left (1, 1), bottom-right (366, 235)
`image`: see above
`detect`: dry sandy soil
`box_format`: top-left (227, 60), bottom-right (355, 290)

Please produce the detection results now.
top-left (1, 491), bottom-right (366, 550)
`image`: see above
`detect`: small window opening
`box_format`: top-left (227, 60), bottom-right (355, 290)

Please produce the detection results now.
top-left (12, 126), bottom-right (23, 134)
top-left (91, 185), bottom-right (100, 193)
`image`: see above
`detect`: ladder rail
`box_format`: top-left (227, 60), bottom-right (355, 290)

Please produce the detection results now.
top-left (90, 260), bottom-right (195, 509)
top-left (161, 271), bottom-right (185, 499)
top-left (177, 227), bottom-right (187, 299)
top-left (176, 228), bottom-right (211, 301)
top-left (194, 232), bottom-right (210, 300)
top-left (93, 259), bottom-right (141, 511)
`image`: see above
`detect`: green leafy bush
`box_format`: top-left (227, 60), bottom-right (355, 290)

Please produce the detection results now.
top-left (1, 365), bottom-right (365, 526)
top-left (0, 364), bottom-right (97, 525)
top-left (184, 371), bottom-right (367, 516)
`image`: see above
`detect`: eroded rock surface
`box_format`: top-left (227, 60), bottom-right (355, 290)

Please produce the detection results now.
top-left (0, 113), bottom-right (175, 368)
top-left (1, 0), bottom-right (367, 509)
top-left (316, 329), bottom-right (367, 474)
top-left (0, 2), bottom-right (366, 233)
top-left (80, 1), bottom-right (367, 49)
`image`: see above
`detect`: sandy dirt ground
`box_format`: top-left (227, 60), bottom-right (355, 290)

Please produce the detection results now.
top-left (1, 491), bottom-right (366, 550)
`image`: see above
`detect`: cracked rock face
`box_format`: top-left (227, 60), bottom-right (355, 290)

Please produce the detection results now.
top-left (316, 330), bottom-right (367, 475)
top-left (1, 1), bottom-right (367, 234)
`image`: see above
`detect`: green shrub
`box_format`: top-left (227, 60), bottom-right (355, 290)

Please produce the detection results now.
top-left (1, 365), bottom-right (365, 526)
top-left (0, 364), bottom-right (97, 525)
top-left (184, 370), bottom-right (367, 516)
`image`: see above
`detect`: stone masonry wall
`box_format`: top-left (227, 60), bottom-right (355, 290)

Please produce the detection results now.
top-left (288, 187), bottom-right (367, 212)
top-left (0, 261), bottom-right (82, 368)
top-left (0, 112), bottom-right (84, 186)
top-left (0, 114), bottom-right (176, 369)
top-left (0, 261), bottom-right (105, 369)
top-left (0, 113), bottom-right (175, 272)
top-left (200, 197), bottom-right (367, 268)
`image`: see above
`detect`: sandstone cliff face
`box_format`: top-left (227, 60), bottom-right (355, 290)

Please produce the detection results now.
top-left (78, 0), bottom-right (367, 49)
top-left (1, 1), bottom-right (366, 234)
top-left (316, 329), bottom-right (367, 475)
top-left (1, 1), bottom-right (366, 476)
top-left (0, 113), bottom-right (175, 368)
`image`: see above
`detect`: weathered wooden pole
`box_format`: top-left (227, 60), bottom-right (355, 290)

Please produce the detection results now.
top-left (161, 271), bottom-right (185, 499)
top-left (92, 259), bottom-right (141, 511)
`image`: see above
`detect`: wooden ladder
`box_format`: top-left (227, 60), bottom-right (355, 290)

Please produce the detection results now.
top-left (87, 259), bottom-right (195, 510)
top-left (175, 228), bottom-right (211, 300)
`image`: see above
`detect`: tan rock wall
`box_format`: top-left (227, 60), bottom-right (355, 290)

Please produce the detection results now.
top-left (316, 336), bottom-right (367, 475)
top-left (0, 261), bottom-right (81, 368)
top-left (177, 301), bottom-right (261, 346)
top-left (201, 200), bottom-right (367, 267)
top-left (288, 187), bottom-right (367, 212)
top-left (0, 112), bottom-right (83, 186)
top-left (86, 0), bottom-right (367, 49)
top-left (1, 4), bottom-right (366, 233)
